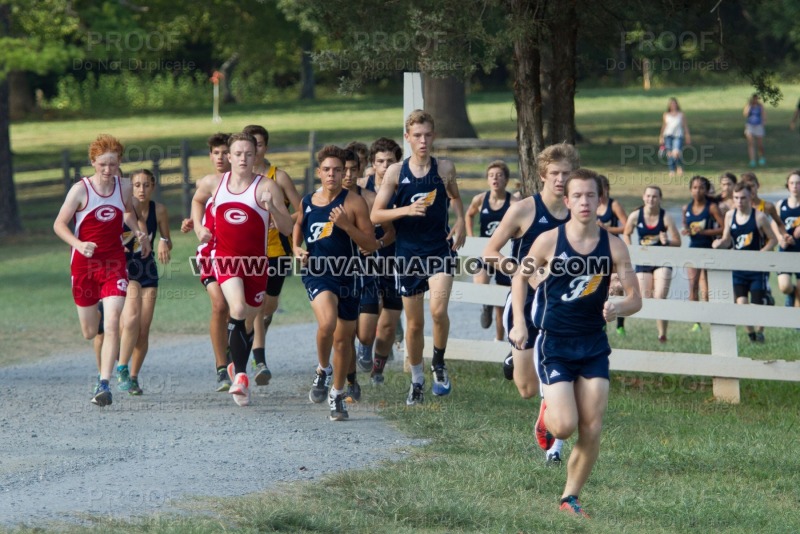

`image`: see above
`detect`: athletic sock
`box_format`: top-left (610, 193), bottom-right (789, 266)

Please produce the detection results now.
top-left (347, 371), bottom-right (357, 385)
top-left (318, 364), bottom-right (333, 375)
top-left (330, 387), bottom-right (343, 398)
top-left (372, 354), bottom-right (388, 374)
top-left (411, 363), bottom-right (424, 385)
top-left (227, 318), bottom-right (249, 376)
top-left (560, 494), bottom-right (579, 505)
top-left (216, 365), bottom-right (227, 373)
top-left (432, 346), bottom-right (446, 368)
top-left (549, 439), bottom-right (564, 454)
top-left (252, 347), bottom-right (266, 366)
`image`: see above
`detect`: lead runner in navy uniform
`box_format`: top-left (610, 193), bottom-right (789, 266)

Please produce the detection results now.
top-left (371, 110), bottom-right (466, 405)
top-left (713, 182), bottom-right (778, 342)
top-left (509, 169), bottom-right (641, 518)
top-left (293, 145), bottom-right (378, 421)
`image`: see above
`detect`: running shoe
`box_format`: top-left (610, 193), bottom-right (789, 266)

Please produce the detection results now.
top-left (535, 400), bottom-right (555, 451)
top-left (616, 326), bottom-right (626, 337)
top-left (229, 372), bottom-right (250, 406)
top-left (658, 335), bottom-right (667, 343)
top-left (755, 332), bottom-right (765, 343)
top-left (545, 449), bottom-right (562, 467)
top-left (406, 382), bottom-right (424, 406)
top-left (128, 377), bottom-right (143, 396)
top-left (254, 362), bottom-right (272, 386)
top-left (431, 365), bottom-right (451, 396)
top-left (216, 368), bottom-right (231, 392)
top-left (503, 353), bottom-right (514, 381)
top-left (329, 393), bottom-right (349, 421)
top-left (370, 372), bottom-right (385, 386)
top-left (480, 305), bottom-right (492, 329)
top-left (91, 381), bottom-right (112, 407)
top-left (309, 368), bottom-right (330, 404)
top-left (690, 323), bottom-right (702, 333)
top-left (758, 157), bottom-right (766, 166)
top-left (117, 365), bottom-right (132, 391)
top-left (559, 496), bottom-right (589, 518)
top-left (356, 343), bottom-right (373, 372)
top-left (749, 159), bottom-right (757, 168)
top-left (344, 380), bottom-right (362, 403)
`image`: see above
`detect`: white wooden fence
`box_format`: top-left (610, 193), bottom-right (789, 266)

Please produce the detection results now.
top-left (425, 236), bottom-right (800, 403)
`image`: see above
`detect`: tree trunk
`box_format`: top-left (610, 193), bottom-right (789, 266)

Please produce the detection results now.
top-left (220, 53), bottom-right (239, 105)
top-left (299, 34), bottom-right (315, 100)
top-left (539, 34), bottom-right (554, 146)
top-left (423, 75), bottom-right (477, 138)
top-left (549, 0), bottom-right (577, 145)
top-left (0, 5), bottom-right (22, 236)
top-left (9, 70), bottom-right (33, 120)
top-left (510, 0), bottom-right (544, 196)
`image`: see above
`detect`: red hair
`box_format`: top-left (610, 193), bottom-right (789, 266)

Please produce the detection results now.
top-left (88, 134), bottom-right (124, 162)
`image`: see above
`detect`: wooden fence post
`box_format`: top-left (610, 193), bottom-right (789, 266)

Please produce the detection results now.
top-left (707, 269), bottom-right (741, 403)
top-left (181, 139), bottom-right (191, 219)
top-left (304, 131), bottom-right (316, 195)
top-left (61, 149), bottom-right (71, 194)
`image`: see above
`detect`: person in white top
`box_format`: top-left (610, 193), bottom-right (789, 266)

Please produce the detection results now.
top-left (658, 97), bottom-right (691, 178)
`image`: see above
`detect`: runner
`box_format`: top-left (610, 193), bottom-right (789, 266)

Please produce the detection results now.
top-left (191, 132), bottom-right (293, 406)
top-left (776, 171), bottom-right (800, 307)
top-left (365, 137), bottom-right (404, 384)
top-left (509, 168), bottom-right (641, 518)
top-left (242, 124), bottom-right (302, 387)
top-left (597, 174), bottom-right (628, 336)
top-left (466, 160), bottom-right (516, 341)
top-left (622, 186), bottom-right (681, 342)
top-left (681, 176), bottom-right (723, 332)
top-left (53, 134), bottom-right (151, 406)
top-left (294, 145), bottom-right (378, 420)
top-left (371, 110), bottom-right (466, 406)
top-left (712, 182), bottom-right (778, 342)
top-left (117, 169), bottom-right (172, 395)
top-left (181, 133), bottom-right (232, 391)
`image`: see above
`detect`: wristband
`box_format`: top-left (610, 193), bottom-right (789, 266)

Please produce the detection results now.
top-left (160, 237), bottom-right (170, 244)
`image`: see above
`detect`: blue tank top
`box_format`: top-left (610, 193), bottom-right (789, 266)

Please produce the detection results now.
top-left (685, 201), bottom-right (714, 248)
top-left (123, 200), bottom-right (157, 257)
top-left (533, 225), bottom-right (612, 336)
top-left (301, 189), bottom-right (359, 286)
top-left (479, 192), bottom-right (511, 238)
top-left (747, 104), bottom-right (763, 126)
top-left (730, 209), bottom-right (762, 251)
top-left (635, 207), bottom-right (666, 246)
top-left (511, 194), bottom-right (570, 261)
top-left (364, 174), bottom-right (376, 193)
top-left (779, 199), bottom-right (800, 252)
top-left (393, 157), bottom-right (452, 258)
top-left (597, 198), bottom-right (619, 229)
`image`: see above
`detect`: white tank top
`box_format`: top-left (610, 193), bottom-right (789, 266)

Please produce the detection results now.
top-left (663, 112), bottom-right (684, 138)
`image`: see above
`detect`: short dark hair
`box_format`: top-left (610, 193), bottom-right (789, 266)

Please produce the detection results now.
top-left (243, 125), bottom-right (269, 146)
top-left (719, 172), bottom-right (737, 184)
top-left (689, 175), bottom-right (710, 191)
top-left (369, 137), bottom-right (402, 163)
top-left (486, 160), bottom-right (510, 181)
top-left (345, 141), bottom-right (368, 164)
top-left (131, 168), bottom-right (155, 184)
top-left (740, 172), bottom-right (759, 187)
top-left (316, 145), bottom-right (348, 167)
top-left (207, 133), bottom-right (230, 151)
top-left (564, 168), bottom-right (601, 196)
top-left (344, 149), bottom-right (360, 171)
top-left (733, 182), bottom-right (752, 194)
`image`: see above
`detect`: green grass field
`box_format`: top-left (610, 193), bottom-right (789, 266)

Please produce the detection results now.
top-left (4, 85), bottom-right (800, 532)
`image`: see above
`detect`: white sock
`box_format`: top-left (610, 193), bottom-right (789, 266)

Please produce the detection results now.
top-left (329, 387), bottom-right (343, 398)
top-left (549, 439), bottom-right (564, 453)
top-left (410, 363), bottom-right (425, 385)
top-left (318, 364), bottom-right (333, 375)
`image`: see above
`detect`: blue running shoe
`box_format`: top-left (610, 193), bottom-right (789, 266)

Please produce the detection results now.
top-left (92, 381), bottom-right (112, 407)
top-left (431, 365), bottom-right (451, 396)
top-left (117, 365), bottom-right (132, 391)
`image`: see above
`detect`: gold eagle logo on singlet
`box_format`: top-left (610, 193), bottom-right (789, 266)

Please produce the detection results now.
top-left (640, 234), bottom-right (659, 246)
top-left (307, 221), bottom-right (334, 243)
top-left (786, 216), bottom-right (799, 231)
top-left (689, 220), bottom-right (706, 235)
top-left (561, 274), bottom-right (603, 302)
top-left (735, 232), bottom-right (753, 249)
top-left (410, 189), bottom-right (437, 207)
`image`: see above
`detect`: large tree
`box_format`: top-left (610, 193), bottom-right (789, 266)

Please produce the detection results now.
top-left (0, 0), bottom-right (79, 235)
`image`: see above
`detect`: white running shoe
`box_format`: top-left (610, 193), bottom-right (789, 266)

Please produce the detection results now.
top-left (230, 372), bottom-right (250, 406)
